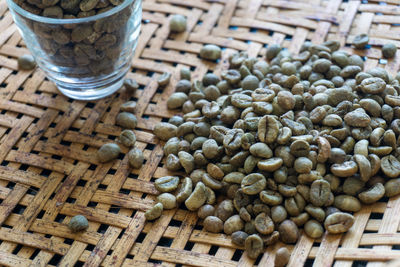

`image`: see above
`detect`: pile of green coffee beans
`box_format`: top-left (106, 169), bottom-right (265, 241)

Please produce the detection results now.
top-left (97, 79), bottom-right (144, 168)
top-left (147, 39), bottom-right (400, 260)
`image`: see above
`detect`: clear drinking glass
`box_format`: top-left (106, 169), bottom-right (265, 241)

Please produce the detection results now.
top-left (6, 0), bottom-right (141, 100)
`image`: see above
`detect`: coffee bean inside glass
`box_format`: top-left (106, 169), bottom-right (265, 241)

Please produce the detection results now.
top-left (7, 0), bottom-right (142, 100)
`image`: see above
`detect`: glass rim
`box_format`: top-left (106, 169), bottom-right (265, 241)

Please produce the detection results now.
top-left (6, 0), bottom-right (136, 24)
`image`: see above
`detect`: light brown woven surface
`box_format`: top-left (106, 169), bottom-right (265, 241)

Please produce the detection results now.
top-left (0, 0), bottom-right (400, 266)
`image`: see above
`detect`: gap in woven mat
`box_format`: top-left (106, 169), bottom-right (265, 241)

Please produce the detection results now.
top-left (140, 193), bottom-right (148, 199)
top-left (36, 209), bottom-right (45, 219)
top-left (128, 173), bottom-right (138, 179)
top-left (157, 236), bottom-right (173, 247)
top-left (136, 232), bottom-right (146, 243)
top-left (393, 245), bottom-right (400, 250)
top-left (148, 259), bottom-right (162, 264)
top-left (98, 183), bottom-right (107, 190)
top-left (66, 197), bottom-right (76, 204)
top-left (369, 212), bottom-right (383, 220)
top-left (119, 188), bottom-right (130, 195)
top-left (64, 238), bottom-right (74, 245)
top-left (1, 160), bottom-right (9, 166)
top-left (145, 143), bottom-right (155, 151)
top-left (109, 206), bottom-right (120, 214)
top-left (29, 249), bottom-right (41, 260)
top-left (51, 154), bottom-right (62, 160)
top-left (88, 201), bottom-right (98, 208)
top-left (40, 169), bottom-right (52, 177)
top-left (208, 245), bottom-right (219, 256)
top-left (304, 258), bottom-right (314, 266)
top-left (86, 244), bottom-right (95, 251)
top-left (55, 214), bottom-right (66, 223)
top-left (82, 144), bottom-right (90, 151)
top-left (107, 168), bottom-right (116, 175)
top-left (183, 241), bottom-right (194, 251)
top-left (352, 260), bottom-right (368, 267)
top-left (27, 186), bottom-right (39, 196)
top-left (3, 127), bottom-right (10, 135)
top-left (6, 181), bottom-right (15, 189)
top-left (77, 178), bottom-right (88, 187)
top-left (169, 219), bottom-right (182, 227)
top-left (74, 261), bottom-right (84, 267)
top-left (12, 244), bottom-right (23, 254)
top-left (231, 249), bottom-right (243, 261)
top-left (97, 224), bottom-right (109, 234)
top-left (19, 163), bottom-right (30, 171)
top-left (88, 164), bottom-right (97, 171)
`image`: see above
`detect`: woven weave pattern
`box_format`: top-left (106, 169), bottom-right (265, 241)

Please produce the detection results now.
top-left (0, 0), bottom-right (400, 266)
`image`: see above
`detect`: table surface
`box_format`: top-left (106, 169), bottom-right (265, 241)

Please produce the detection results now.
top-left (0, 0), bottom-right (400, 266)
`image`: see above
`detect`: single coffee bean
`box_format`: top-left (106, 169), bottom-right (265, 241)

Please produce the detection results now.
top-left (18, 54), bottom-right (36, 70)
top-left (382, 43), bottom-right (397, 58)
top-left (204, 216), bottom-right (223, 233)
top-left (381, 155), bottom-right (400, 178)
top-left (175, 177), bottom-right (193, 203)
top-left (200, 44), bottom-right (222, 61)
top-left (304, 220), bottom-right (323, 239)
top-left (167, 92), bottom-right (188, 109)
top-left (198, 204), bottom-right (215, 219)
top-left (385, 178), bottom-right (400, 197)
top-left (145, 203), bottom-right (163, 221)
top-left (241, 173), bottom-right (266, 195)
top-left (278, 220), bottom-right (299, 244)
top-left (68, 215), bottom-right (89, 232)
top-left (157, 193), bottom-right (177, 209)
top-left (324, 212), bottom-right (355, 234)
top-left (124, 79), bottom-right (139, 93)
top-left (334, 195), bottom-right (361, 212)
top-left (154, 176), bottom-right (180, 193)
top-left (169, 14), bottom-right (186, 33)
top-left (185, 182), bottom-right (207, 211)
top-left (157, 72), bottom-right (172, 87)
top-left (358, 183), bottom-right (385, 204)
top-left (245, 234), bottom-right (264, 259)
top-left (120, 101), bottom-right (137, 113)
top-left (119, 129), bottom-right (136, 147)
top-left (275, 247), bottom-right (290, 267)
top-left (224, 214), bottom-right (244, 234)
top-left (310, 179), bottom-right (331, 207)
top-left (353, 33), bottom-right (369, 49)
top-left (97, 143), bottom-right (120, 163)
top-left (254, 212), bottom-right (274, 235)
top-left (153, 122), bottom-right (177, 141)
top-left (116, 112), bottom-right (137, 129)
top-left (232, 231), bottom-right (249, 247)
top-left (128, 147), bottom-right (144, 168)
top-left (215, 200), bottom-right (235, 221)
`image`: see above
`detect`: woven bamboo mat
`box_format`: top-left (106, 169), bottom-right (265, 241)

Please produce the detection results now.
top-left (0, 0), bottom-right (400, 266)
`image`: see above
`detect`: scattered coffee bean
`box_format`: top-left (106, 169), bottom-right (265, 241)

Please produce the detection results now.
top-left (169, 14), bottom-right (186, 33)
top-left (245, 234), bottom-right (264, 259)
top-left (382, 43), bottom-right (397, 59)
top-left (116, 112), bottom-right (137, 129)
top-left (97, 143), bottom-right (120, 163)
top-left (200, 44), bottom-right (221, 61)
top-left (128, 147), bottom-right (144, 168)
top-left (158, 72), bottom-right (172, 87)
top-left (18, 54), bottom-right (36, 70)
top-left (145, 203), bottom-right (163, 221)
top-left (353, 34), bottom-right (369, 49)
top-left (119, 129), bottom-right (136, 147)
top-left (324, 212), bottom-right (354, 234)
top-left (275, 247), bottom-right (290, 267)
top-left (68, 215), bottom-right (89, 232)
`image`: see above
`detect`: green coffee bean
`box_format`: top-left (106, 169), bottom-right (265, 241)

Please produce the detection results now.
top-left (382, 43), bottom-right (397, 58)
top-left (68, 215), bottom-right (89, 232)
top-left (169, 14), bottom-right (186, 33)
top-left (97, 143), bottom-right (120, 163)
top-left (324, 212), bottom-right (354, 234)
top-left (145, 203), bottom-right (163, 221)
top-left (128, 147), bottom-right (144, 168)
top-left (18, 54), bottom-right (36, 70)
top-left (154, 176), bottom-right (180, 193)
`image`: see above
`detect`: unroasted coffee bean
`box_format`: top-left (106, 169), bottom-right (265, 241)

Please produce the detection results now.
top-left (200, 44), bottom-right (221, 61)
top-left (254, 212), bottom-right (274, 235)
top-left (116, 112), bottom-right (137, 129)
top-left (18, 54), bottom-right (36, 70)
top-left (153, 122), bottom-right (177, 141)
top-left (157, 193), bottom-right (177, 209)
top-left (154, 176), bottom-right (179, 193)
top-left (198, 204), bottom-right (215, 219)
top-left (304, 219), bottom-right (323, 238)
top-left (124, 79), bottom-right (139, 93)
top-left (215, 200), bottom-right (235, 221)
top-left (245, 234), bottom-right (264, 259)
top-left (241, 173), bottom-right (266, 195)
top-left (294, 157), bottom-right (312, 174)
top-left (158, 72), bottom-right (171, 87)
top-left (381, 155), bottom-right (400, 178)
top-left (278, 220), bottom-right (299, 244)
top-left (353, 34), bottom-right (369, 49)
top-left (167, 92), bottom-right (188, 109)
top-left (185, 182), bottom-right (207, 211)
top-left (145, 203), bottom-right (163, 221)
top-left (169, 14), bottom-right (186, 33)
top-left (358, 183), bottom-right (385, 204)
top-left (120, 101), bottom-right (137, 114)
top-left (334, 195), bottom-right (361, 212)
top-left (382, 43), bottom-right (397, 58)
top-left (128, 147), bottom-right (144, 168)
top-left (119, 129), bottom-right (136, 147)
top-left (97, 143), bottom-right (120, 163)
top-left (204, 216), bottom-right (223, 233)
top-left (310, 180), bottom-right (330, 207)
top-left (224, 215), bottom-right (244, 234)
top-left (324, 212), bottom-right (354, 234)
top-left (385, 178), bottom-right (400, 197)
top-left (68, 215), bottom-right (89, 232)
top-left (275, 247), bottom-right (290, 267)
top-left (175, 177), bottom-right (192, 203)
top-left (232, 231), bottom-right (248, 246)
